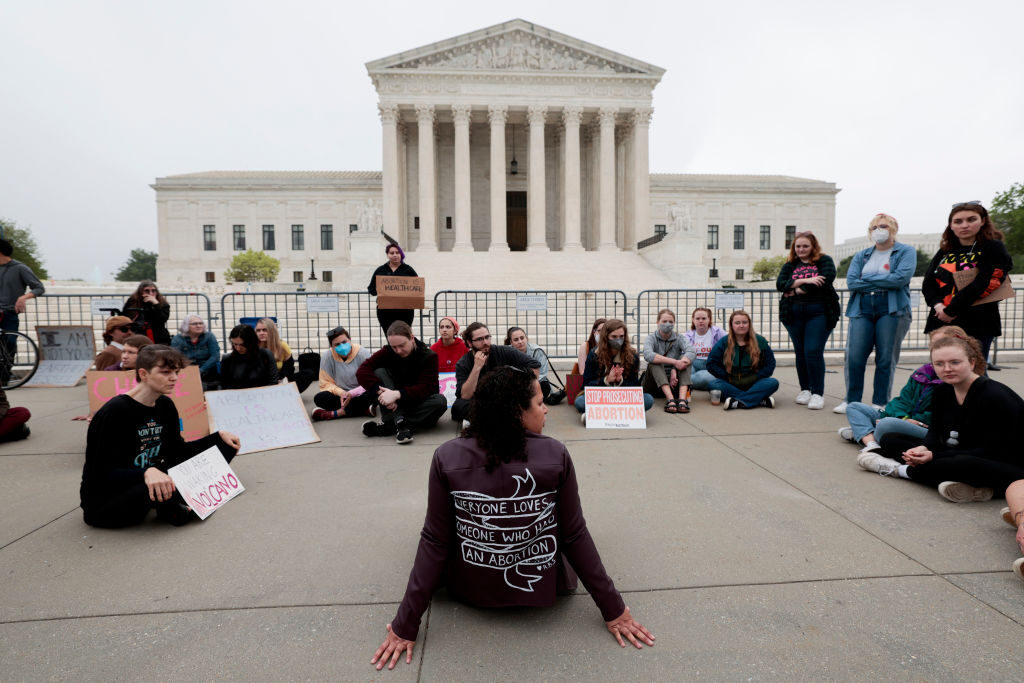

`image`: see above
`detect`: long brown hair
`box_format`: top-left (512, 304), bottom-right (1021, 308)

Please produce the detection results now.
top-left (722, 310), bottom-right (761, 374)
top-left (940, 202), bottom-right (1004, 251)
top-left (256, 318), bottom-right (289, 363)
top-left (126, 280), bottom-right (168, 308)
top-left (587, 318), bottom-right (606, 353)
top-left (595, 319), bottom-right (636, 373)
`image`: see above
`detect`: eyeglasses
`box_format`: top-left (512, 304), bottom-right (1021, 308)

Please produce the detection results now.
top-left (952, 201), bottom-right (982, 210)
top-left (143, 288), bottom-right (157, 293)
top-left (472, 335), bottom-right (491, 343)
top-left (189, 322), bottom-right (205, 327)
top-left (116, 326), bottom-right (132, 333)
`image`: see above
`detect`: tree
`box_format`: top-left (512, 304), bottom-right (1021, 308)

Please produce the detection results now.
top-left (224, 249), bottom-right (280, 283)
top-left (0, 219), bottom-right (49, 279)
top-left (990, 182), bottom-right (1024, 273)
top-left (751, 255), bottom-right (787, 281)
top-left (114, 248), bottom-right (158, 281)
top-left (837, 254), bottom-right (853, 278)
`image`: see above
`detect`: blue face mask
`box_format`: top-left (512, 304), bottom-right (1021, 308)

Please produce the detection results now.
top-left (335, 342), bottom-right (351, 356)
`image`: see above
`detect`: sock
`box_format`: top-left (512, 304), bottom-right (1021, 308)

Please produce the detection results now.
top-left (897, 465), bottom-right (909, 479)
top-left (863, 440), bottom-right (880, 450)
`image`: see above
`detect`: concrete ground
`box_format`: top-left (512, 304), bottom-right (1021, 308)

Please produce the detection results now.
top-left (3, 361), bottom-right (1024, 680)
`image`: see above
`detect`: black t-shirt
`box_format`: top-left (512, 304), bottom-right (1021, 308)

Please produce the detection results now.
top-left (454, 345), bottom-right (541, 397)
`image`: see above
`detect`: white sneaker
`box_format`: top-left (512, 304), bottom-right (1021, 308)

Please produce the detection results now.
top-left (1014, 557), bottom-right (1024, 583)
top-left (795, 390), bottom-right (811, 405)
top-left (1001, 506), bottom-right (1016, 527)
top-left (579, 412), bottom-right (587, 425)
top-left (856, 451), bottom-right (898, 476)
top-left (710, 389), bottom-right (722, 406)
top-left (461, 419), bottom-right (470, 430)
top-left (722, 397), bottom-right (737, 411)
top-left (937, 481), bottom-right (993, 503)
top-left (871, 404), bottom-right (886, 411)
top-left (807, 394), bottom-right (825, 410)
top-left (838, 426), bottom-right (855, 442)
top-left (832, 401), bottom-right (848, 414)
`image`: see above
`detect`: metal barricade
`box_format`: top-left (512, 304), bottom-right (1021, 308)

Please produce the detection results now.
top-left (431, 290), bottom-right (629, 359)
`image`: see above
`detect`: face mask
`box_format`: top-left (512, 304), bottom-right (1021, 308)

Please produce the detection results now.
top-left (608, 338), bottom-right (624, 349)
top-left (593, 333), bottom-right (600, 345)
top-left (871, 228), bottom-right (890, 244)
top-left (335, 342), bottom-right (351, 356)
top-left (658, 322), bottom-right (674, 335)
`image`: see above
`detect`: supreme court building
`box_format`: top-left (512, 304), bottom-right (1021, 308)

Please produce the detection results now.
top-left (154, 19), bottom-right (839, 289)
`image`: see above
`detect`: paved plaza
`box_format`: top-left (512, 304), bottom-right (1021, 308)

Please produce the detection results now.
top-left (3, 360), bottom-right (1024, 680)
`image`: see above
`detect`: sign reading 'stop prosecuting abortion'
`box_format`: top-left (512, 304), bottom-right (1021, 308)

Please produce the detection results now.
top-left (205, 383), bottom-right (320, 455)
top-left (583, 386), bottom-right (647, 429)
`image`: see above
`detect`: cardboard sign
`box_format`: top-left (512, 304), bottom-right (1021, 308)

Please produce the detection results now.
top-left (439, 372), bottom-right (457, 408)
top-left (205, 383), bottom-right (320, 455)
top-left (306, 296), bottom-right (339, 313)
top-left (375, 275), bottom-right (425, 309)
top-left (35, 325), bottom-right (96, 361)
top-left (25, 360), bottom-right (94, 387)
top-left (86, 366), bottom-right (210, 440)
top-left (952, 269), bottom-right (1016, 306)
top-left (584, 387), bottom-right (647, 429)
top-left (714, 292), bottom-right (745, 310)
top-left (168, 446), bottom-right (245, 520)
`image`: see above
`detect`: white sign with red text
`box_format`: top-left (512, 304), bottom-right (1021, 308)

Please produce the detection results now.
top-left (584, 386), bottom-right (646, 429)
top-left (168, 446), bottom-right (245, 520)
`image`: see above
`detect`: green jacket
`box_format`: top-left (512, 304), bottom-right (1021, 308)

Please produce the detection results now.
top-left (881, 363), bottom-right (941, 423)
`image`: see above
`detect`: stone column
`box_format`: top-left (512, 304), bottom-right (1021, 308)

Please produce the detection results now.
top-left (527, 105), bottom-right (548, 251)
top-left (488, 105), bottom-right (509, 252)
top-left (561, 106), bottom-right (584, 252)
top-left (597, 107), bottom-right (618, 251)
top-left (451, 104), bottom-right (473, 252)
top-left (415, 104), bottom-right (438, 251)
top-left (631, 107), bottom-right (653, 253)
top-left (378, 103), bottom-right (401, 243)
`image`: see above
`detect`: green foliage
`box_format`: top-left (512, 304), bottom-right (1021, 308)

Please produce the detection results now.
top-left (837, 255), bottom-right (853, 278)
top-left (751, 255), bottom-right (788, 281)
top-left (114, 248), bottom-right (158, 281)
top-left (914, 249), bottom-right (932, 277)
top-left (0, 219), bottom-right (49, 279)
top-left (990, 182), bottom-right (1024, 273)
top-left (224, 249), bottom-right (280, 283)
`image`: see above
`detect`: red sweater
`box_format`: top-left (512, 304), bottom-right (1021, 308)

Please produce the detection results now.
top-left (391, 432), bottom-right (625, 640)
top-left (430, 339), bottom-right (468, 374)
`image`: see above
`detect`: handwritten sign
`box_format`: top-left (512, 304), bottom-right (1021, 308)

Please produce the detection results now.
top-left (715, 292), bottom-right (745, 310)
top-left (86, 366), bottom-right (209, 440)
top-left (205, 383), bottom-right (320, 455)
top-left (375, 275), bottom-right (425, 309)
top-left (516, 295), bottom-right (548, 311)
top-left (25, 360), bottom-right (94, 387)
top-left (168, 446), bottom-right (244, 520)
top-left (90, 297), bottom-right (124, 316)
top-left (35, 325), bottom-right (96, 361)
top-left (306, 296), bottom-right (339, 313)
top-left (584, 387), bottom-right (647, 429)
top-left (439, 372), bottom-right (457, 408)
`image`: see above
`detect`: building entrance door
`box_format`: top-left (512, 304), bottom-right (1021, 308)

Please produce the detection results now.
top-left (506, 191), bottom-right (527, 251)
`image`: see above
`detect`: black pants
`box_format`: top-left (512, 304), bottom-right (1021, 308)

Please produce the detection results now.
top-left (880, 433), bottom-right (1024, 497)
top-left (289, 368), bottom-right (317, 393)
top-left (82, 434), bottom-right (237, 528)
top-left (376, 308), bottom-right (414, 335)
top-left (313, 390), bottom-right (375, 418)
top-left (374, 368), bottom-right (447, 431)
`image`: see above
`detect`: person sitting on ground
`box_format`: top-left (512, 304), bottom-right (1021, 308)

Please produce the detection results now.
top-left (429, 316), bottom-right (467, 374)
top-left (0, 386), bottom-right (31, 443)
top-left (452, 322), bottom-right (541, 424)
top-left (575, 319), bottom-right (654, 419)
top-left (255, 317), bottom-right (315, 393)
top-left (80, 345), bottom-right (240, 528)
top-left (170, 313), bottom-right (220, 382)
top-left (685, 307), bottom-right (727, 392)
top-left (576, 318), bottom-right (606, 374)
top-left (312, 326), bottom-right (373, 421)
top-left (355, 321), bottom-right (447, 445)
top-left (94, 316), bottom-right (134, 371)
top-left (1003, 480), bottom-right (1024, 582)
top-left (705, 310), bottom-right (779, 410)
top-left (370, 366), bottom-right (655, 671)
top-left (642, 308), bottom-right (696, 414)
top-left (122, 280), bottom-right (171, 345)
top-left (505, 326), bottom-right (564, 405)
top-left (106, 335), bottom-right (152, 371)
top-left (857, 334), bottom-right (1024, 504)
top-left (838, 326), bottom-right (964, 453)
top-left (219, 324), bottom-right (279, 390)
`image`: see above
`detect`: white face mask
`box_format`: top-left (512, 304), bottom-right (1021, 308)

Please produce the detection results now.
top-left (871, 227), bottom-right (891, 245)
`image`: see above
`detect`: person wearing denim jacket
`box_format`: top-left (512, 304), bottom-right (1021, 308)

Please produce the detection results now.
top-left (837, 213), bottom-right (915, 412)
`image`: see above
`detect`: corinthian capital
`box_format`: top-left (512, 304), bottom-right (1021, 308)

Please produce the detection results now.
top-left (598, 107), bottom-right (618, 127)
top-left (415, 104), bottom-right (436, 124)
top-left (632, 107), bottom-right (654, 126)
top-left (487, 104), bottom-right (508, 126)
top-left (562, 105), bottom-right (583, 127)
top-left (451, 104), bottom-right (472, 125)
top-left (377, 103), bottom-right (400, 124)
top-left (527, 105), bottom-right (547, 127)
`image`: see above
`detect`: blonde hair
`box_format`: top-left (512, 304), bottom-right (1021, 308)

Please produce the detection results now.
top-left (256, 318), bottom-right (289, 363)
top-left (868, 213), bottom-right (899, 235)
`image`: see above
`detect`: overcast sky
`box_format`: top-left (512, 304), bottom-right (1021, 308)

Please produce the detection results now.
top-left (1, 0), bottom-right (1021, 281)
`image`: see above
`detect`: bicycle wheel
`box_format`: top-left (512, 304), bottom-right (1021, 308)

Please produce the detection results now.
top-left (1, 331), bottom-right (40, 389)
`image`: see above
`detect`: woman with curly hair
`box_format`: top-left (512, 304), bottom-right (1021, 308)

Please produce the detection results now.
top-left (122, 280), bottom-right (171, 345)
top-left (705, 310), bottom-right (779, 410)
top-left (574, 318), bottom-right (654, 418)
top-left (370, 366), bottom-right (654, 671)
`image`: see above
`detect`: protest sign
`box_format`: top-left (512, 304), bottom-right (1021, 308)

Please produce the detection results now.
top-left (168, 446), bottom-right (245, 520)
top-left (25, 360), bottom-right (94, 387)
top-left (205, 383), bottom-right (320, 455)
top-left (375, 275), bottom-right (425, 309)
top-left (35, 325), bottom-right (96, 361)
top-left (86, 366), bottom-right (209, 439)
top-left (439, 372), bottom-right (457, 408)
top-left (584, 386), bottom-right (647, 429)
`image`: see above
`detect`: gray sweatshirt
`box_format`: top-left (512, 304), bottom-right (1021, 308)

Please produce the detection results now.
top-left (0, 259), bottom-right (45, 311)
top-left (642, 330), bottom-right (696, 366)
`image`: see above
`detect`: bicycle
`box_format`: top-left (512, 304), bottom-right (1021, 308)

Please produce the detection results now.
top-left (0, 330), bottom-right (40, 389)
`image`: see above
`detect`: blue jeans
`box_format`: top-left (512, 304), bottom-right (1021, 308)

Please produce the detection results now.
top-left (844, 294), bottom-right (910, 406)
top-left (574, 391), bottom-right (654, 413)
top-left (691, 359), bottom-right (715, 391)
top-left (707, 377), bottom-right (779, 408)
top-left (783, 302), bottom-right (829, 395)
top-left (846, 403), bottom-right (927, 443)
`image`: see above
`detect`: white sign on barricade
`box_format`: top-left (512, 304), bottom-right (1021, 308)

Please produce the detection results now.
top-left (584, 386), bottom-right (646, 429)
top-left (25, 360), bottom-right (94, 387)
top-left (714, 292), bottom-right (745, 310)
top-left (205, 383), bottom-right (320, 455)
top-left (90, 298), bottom-right (124, 317)
top-left (516, 294), bottom-right (548, 311)
top-left (168, 446), bottom-right (245, 520)
top-left (306, 296), bottom-right (339, 313)
top-left (439, 372), bottom-right (457, 407)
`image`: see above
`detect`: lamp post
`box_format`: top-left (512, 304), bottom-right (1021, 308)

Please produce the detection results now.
top-left (308, 259), bottom-right (317, 281)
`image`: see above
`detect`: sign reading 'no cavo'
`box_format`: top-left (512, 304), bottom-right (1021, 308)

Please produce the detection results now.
top-left (376, 276), bottom-right (425, 310)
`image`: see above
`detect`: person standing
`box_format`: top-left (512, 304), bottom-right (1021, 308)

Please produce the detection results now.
top-left (776, 231), bottom-right (840, 411)
top-left (368, 243), bottom-right (418, 335)
top-left (0, 237), bottom-right (45, 357)
top-left (122, 280), bottom-right (171, 345)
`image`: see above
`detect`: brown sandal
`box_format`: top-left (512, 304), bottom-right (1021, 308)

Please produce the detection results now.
top-left (676, 398), bottom-right (690, 414)
top-left (664, 399), bottom-right (678, 413)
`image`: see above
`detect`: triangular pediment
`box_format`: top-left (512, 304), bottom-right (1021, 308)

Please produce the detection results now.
top-left (366, 19), bottom-right (664, 77)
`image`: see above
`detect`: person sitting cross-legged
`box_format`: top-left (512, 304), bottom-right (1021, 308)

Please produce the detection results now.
top-left (452, 322), bottom-right (540, 424)
top-left (312, 326), bottom-right (374, 421)
top-left (705, 310), bottom-right (779, 410)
